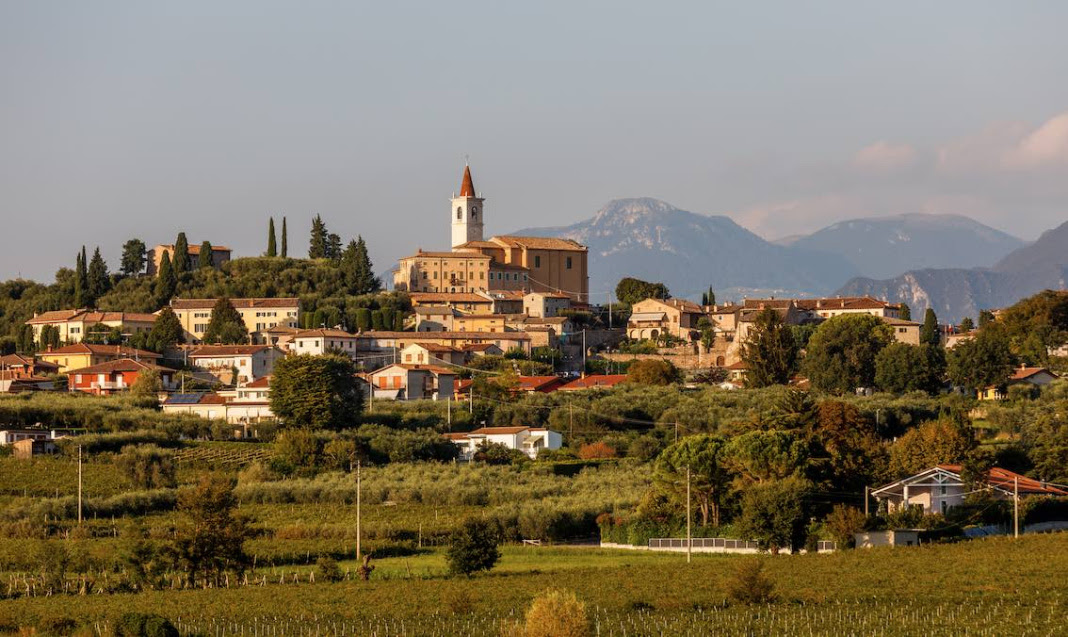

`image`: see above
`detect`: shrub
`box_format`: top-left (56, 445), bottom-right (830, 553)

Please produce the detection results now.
top-left (111, 613), bottom-right (178, 637)
top-left (823, 504), bottom-right (867, 549)
top-left (316, 556), bottom-right (343, 583)
top-left (518, 588), bottom-right (590, 637)
top-left (445, 517), bottom-right (500, 576)
top-left (115, 444), bottom-right (177, 489)
top-left (578, 441), bottom-right (616, 460)
top-left (727, 559), bottom-right (776, 605)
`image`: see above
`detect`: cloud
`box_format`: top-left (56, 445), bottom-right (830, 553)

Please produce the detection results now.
top-left (853, 141), bottom-right (917, 172)
top-left (1003, 112), bottom-right (1068, 169)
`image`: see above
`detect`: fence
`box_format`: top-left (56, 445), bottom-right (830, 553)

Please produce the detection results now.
top-left (601, 538), bottom-right (836, 554)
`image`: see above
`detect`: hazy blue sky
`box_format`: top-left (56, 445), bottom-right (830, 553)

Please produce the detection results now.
top-left (3, 2), bottom-right (1068, 282)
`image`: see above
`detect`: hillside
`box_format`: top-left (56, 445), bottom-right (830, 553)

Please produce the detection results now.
top-left (838, 219), bottom-right (1068, 323)
top-left (787, 214), bottom-right (1023, 280)
top-left (516, 198), bottom-right (858, 300)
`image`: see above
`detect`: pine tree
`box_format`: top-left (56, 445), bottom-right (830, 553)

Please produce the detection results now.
top-left (921, 308), bottom-right (940, 346)
top-left (203, 298), bottom-right (249, 344)
top-left (353, 236), bottom-right (380, 293)
top-left (147, 306), bottom-right (185, 353)
top-left (340, 240), bottom-right (360, 294)
top-left (267, 217), bottom-right (277, 257)
top-left (327, 233), bottom-right (342, 261)
top-left (155, 253), bottom-right (177, 303)
top-left (87, 247), bottom-right (110, 301)
top-left (281, 217), bottom-right (288, 257)
top-left (309, 215), bottom-right (328, 258)
top-left (707, 286), bottom-right (715, 307)
top-left (899, 303), bottom-right (912, 321)
top-left (199, 241), bottom-right (214, 269)
top-left (120, 239), bottom-right (147, 276)
top-left (173, 233), bottom-right (190, 273)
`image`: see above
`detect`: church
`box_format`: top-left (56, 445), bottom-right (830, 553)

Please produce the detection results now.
top-left (393, 165), bottom-right (589, 304)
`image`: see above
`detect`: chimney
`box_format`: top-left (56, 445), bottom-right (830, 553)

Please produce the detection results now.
top-left (46, 344), bottom-right (52, 353)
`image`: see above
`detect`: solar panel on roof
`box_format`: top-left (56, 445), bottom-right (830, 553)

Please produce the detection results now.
top-left (167, 393), bottom-right (204, 404)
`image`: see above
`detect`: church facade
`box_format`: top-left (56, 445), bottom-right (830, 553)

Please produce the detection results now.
top-left (393, 166), bottom-right (589, 304)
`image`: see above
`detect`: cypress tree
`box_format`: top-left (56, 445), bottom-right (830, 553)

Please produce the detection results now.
top-left (199, 241), bottom-right (214, 269)
top-left (147, 306), bottom-right (186, 353)
top-left (327, 233), bottom-right (342, 261)
top-left (267, 217), bottom-right (277, 257)
top-left (340, 240), bottom-right (360, 294)
top-left (353, 236), bottom-right (379, 294)
top-left (155, 253), bottom-right (177, 303)
top-left (73, 249), bottom-right (88, 307)
top-left (173, 233), bottom-right (190, 273)
top-left (203, 297), bottom-right (249, 344)
top-left (921, 308), bottom-right (940, 346)
top-left (87, 247), bottom-right (110, 301)
top-left (281, 216), bottom-right (288, 257)
top-left (899, 303), bottom-right (912, 321)
top-left (707, 286), bottom-right (715, 307)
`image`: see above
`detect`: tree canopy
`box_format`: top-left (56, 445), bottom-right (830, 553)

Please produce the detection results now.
top-left (946, 328), bottom-right (1015, 392)
top-left (874, 343), bottom-right (946, 394)
top-left (202, 297), bottom-right (249, 345)
top-left (270, 353), bottom-right (363, 430)
top-left (655, 435), bottom-right (731, 526)
top-left (802, 314), bottom-right (893, 393)
top-left (740, 308), bottom-right (798, 388)
top-left (615, 277), bottom-right (669, 305)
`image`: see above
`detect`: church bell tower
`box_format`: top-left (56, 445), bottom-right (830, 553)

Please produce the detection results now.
top-left (451, 164), bottom-right (485, 248)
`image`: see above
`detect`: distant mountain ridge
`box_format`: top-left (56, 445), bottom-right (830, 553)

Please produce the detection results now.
top-left (515, 198), bottom-right (858, 300)
top-left (786, 213), bottom-right (1023, 280)
top-left (837, 220), bottom-right (1068, 323)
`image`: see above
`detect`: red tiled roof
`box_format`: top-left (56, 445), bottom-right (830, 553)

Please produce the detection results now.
top-left (409, 250), bottom-right (492, 259)
top-left (937, 465), bottom-right (1067, 496)
top-left (170, 298), bottom-right (299, 310)
top-left (559, 374), bottom-right (629, 390)
top-left (67, 358), bottom-right (170, 375)
top-left (459, 165), bottom-right (477, 197)
top-left (371, 363), bottom-right (456, 375)
top-left (1009, 367), bottom-right (1055, 381)
top-left (515, 376), bottom-right (564, 392)
top-left (460, 343), bottom-right (499, 352)
top-left (41, 343), bottom-right (161, 359)
top-left (190, 345), bottom-right (272, 357)
top-left (163, 392), bottom-right (229, 405)
top-left (244, 376), bottom-right (271, 388)
top-left (359, 331), bottom-right (531, 341)
top-left (27, 310), bottom-right (157, 325)
top-left (491, 236), bottom-right (587, 252)
top-left (410, 293), bottom-right (494, 304)
top-left (0, 354), bottom-right (58, 369)
top-left (292, 329), bottom-right (356, 339)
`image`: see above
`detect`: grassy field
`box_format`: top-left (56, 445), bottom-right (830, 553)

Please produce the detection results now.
top-left (1, 534), bottom-right (1066, 635)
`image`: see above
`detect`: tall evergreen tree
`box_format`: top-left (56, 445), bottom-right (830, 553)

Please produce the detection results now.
top-left (281, 216), bottom-right (288, 257)
top-left (73, 249), bottom-right (89, 307)
top-left (740, 308), bottom-right (798, 387)
top-left (155, 253), bottom-right (177, 303)
top-left (87, 247), bottom-right (110, 301)
top-left (340, 240), bottom-right (360, 294)
top-left (120, 238), bottom-right (147, 276)
top-left (706, 286), bottom-right (715, 307)
top-left (353, 236), bottom-right (379, 293)
top-left (16, 324), bottom-right (36, 354)
top-left (978, 309), bottom-right (995, 328)
top-left (147, 306), bottom-right (185, 353)
top-left (267, 217), bottom-right (277, 257)
top-left (327, 233), bottom-right (342, 261)
top-left (898, 303), bottom-right (912, 321)
top-left (309, 215), bottom-right (328, 258)
top-left (199, 241), bottom-right (214, 269)
top-left (203, 298), bottom-right (249, 344)
top-left (921, 308), bottom-right (940, 346)
top-left (173, 233), bottom-right (190, 274)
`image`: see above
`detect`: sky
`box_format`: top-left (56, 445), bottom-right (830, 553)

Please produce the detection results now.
top-left (2, 2), bottom-right (1068, 282)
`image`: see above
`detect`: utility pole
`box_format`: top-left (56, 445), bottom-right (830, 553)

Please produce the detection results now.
top-left (1013, 476), bottom-right (1019, 539)
top-left (608, 293), bottom-right (613, 329)
top-left (469, 386), bottom-right (473, 413)
top-left (674, 420), bottom-right (679, 444)
top-left (582, 330), bottom-right (587, 373)
top-left (864, 486), bottom-right (870, 517)
top-left (447, 394), bottom-right (452, 430)
top-left (77, 445), bottom-right (83, 525)
top-left (569, 401), bottom-right (574, 439)
top-left (686, 465), bottom-right (692, 564)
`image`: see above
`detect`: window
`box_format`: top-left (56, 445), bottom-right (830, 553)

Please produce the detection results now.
top-left (566, 257), bottom-right (573, 269)
top-left (456, 207), bottom-right (462, 220)
top-left (480, 272), bottom-right (485, 280)
top-left (471, 206), bottom-right (478, 220)
top-left (534, 255), bottom-right (541, 268)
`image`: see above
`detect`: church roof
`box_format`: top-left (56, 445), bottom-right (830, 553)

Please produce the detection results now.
top-left (460, 165), bottom-right (477, 198)
top-left (490, 236), bottom-right (587, 252)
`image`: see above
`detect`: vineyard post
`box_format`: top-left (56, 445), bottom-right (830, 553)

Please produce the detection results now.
top-left (864, 486), bottom-right (869, 517)
top-left (356, 458), bottom-right (362, 560)
top-left (1013, 476), bottom-right (1019, 539)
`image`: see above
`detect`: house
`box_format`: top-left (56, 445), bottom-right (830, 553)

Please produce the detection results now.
top-left (480, 290), bottom-right (526, 315)
top-left (356, 330), bottom-right (532, 357)
top-left (445, 426), bottom-right (563, 460)
top-left (724, 361), bottom-right (748, 383)
top-left (0, 428), bottom-right (81, 445)
top-left (393, 166), bottom-right (589, 303)
top-left (558, 374), bottom-right (629, 391)
top-left (880, 317), bottom-right (922, 345)
top-left (414, 306), bottom-right (461, 332)
top-left (161, 392), bottom-right (231, 420)
top-left (367, 364), bottom-right (456, 401)
top-left (513, 376), bottom-right (567, 394)
top-left (147, 243), bottom-right (231, 275)
top-left (0, 371), bottom-right (54, 393)
top-left (38, 343), bottom-right (162, 374)
top-left (945, 331), bottom-right (977, 349)
top-left (67, 358), bottom-right (177, 395)
top-left (26, 310), bottom-right (158, 345)
top-left (460, 343), bottom-right (503, 357)
top-left (505, 315), bottom-right (572, 348)
top-left (0, 354), bottom-right (60, 378)
top-left (263, 325), bottom-right (300, 348)
top-left (871, 465), bottom-right (1067, 516)
top-left (627, 298), bottom-right (705, 341)
top-left (162, 376), bottom-right (275, 428)
top-left (288, 329), bottom-right (361, 358)
top-left (169, 297), bottom-right (300, 344)
top-left (409, 292), bottom-right (497, 314)
top-left (980, 366), bottom-right (1059, 400)
top-left (188, 345), bottom-right (284, 385)
top-left (400, 343), bottom-right (465, 367)
top-left (12, 438), bottom-right (59, 459)
top-left (524, 291), bottom-right (571, 318)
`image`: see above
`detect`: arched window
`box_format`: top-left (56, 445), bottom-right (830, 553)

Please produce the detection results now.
top-left (471, 206), bottom-right (478, 220)
top-left (456, 207), bottom-right (462, 220)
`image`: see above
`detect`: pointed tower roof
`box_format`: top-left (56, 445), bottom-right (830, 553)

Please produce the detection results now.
top-left (459, 164), bottom-right (476, 198)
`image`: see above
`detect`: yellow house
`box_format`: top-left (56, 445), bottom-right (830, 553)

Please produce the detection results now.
top-left (882, 317), bottom-right (922, 345)
top-left (170, 298), bottom-right (300, 344)
top-left (147, 243), bottom-right (231, 275)
top-left (627, 298), bottom-right (704, 340)
top-left (38, 343), bottom-right (162, 374)
top-left (27, 310), bottom-right (157, 345)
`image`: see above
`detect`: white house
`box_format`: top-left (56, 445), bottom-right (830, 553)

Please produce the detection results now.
top-left (445, 426), bottom-right (563, 460)
top-left (367, 364), bottom-right (456, 401)
top-left (288, 328), bottom-right (361, 358)
top-left (188, 345), bottom-right (284, 385)
top-left (871, 464), bottom-right (1067, 516)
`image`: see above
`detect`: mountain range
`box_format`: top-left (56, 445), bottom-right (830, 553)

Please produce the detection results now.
top-left (514, 199), bottom-right (1055, 319)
